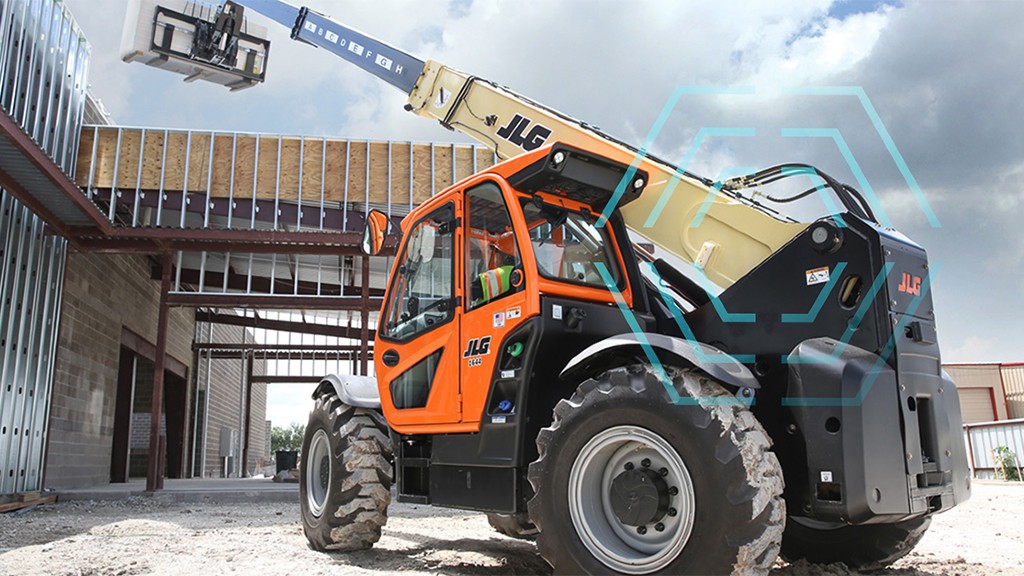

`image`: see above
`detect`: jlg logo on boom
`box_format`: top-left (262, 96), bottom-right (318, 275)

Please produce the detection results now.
top-left (897, 272), bottom-right (922, 296)
top-left (496, 114), bottom-right (552, 151)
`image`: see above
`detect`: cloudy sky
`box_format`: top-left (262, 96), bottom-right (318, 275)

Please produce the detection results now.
top-left (63, 0), bottom-right (1023, 425)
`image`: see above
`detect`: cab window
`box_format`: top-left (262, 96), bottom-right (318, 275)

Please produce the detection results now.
top-left (381, 204), bottom-right (455, 341)
top-left (521, 199), bottom-right (622, 288)
top-left (466, 183), bottom-right (523, 310)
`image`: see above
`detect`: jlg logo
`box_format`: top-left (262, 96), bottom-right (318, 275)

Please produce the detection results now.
top-left (496, 114), bottom-right (552, 151)
top-left (897, 272), bottom-right (922, 296)
top-left (463, 336), bottom-right (492, 358)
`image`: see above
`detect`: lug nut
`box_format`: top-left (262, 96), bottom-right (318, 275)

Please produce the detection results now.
top-left (637, 526), bottom-right (647, 535)
top-left (669, 486), bottom-right (679, 496)
top-left (624, 462), bottom-right (634, 471)
top-left (641, 458), bottom-right (651, 468)
top-left (659, 467), bottom-right (669, 477)
top-left (667, 508), bottom-right (677, 517)
top-left (655, 523), bottom-right (665, 532)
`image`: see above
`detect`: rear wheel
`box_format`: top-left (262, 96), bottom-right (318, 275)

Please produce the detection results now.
top-left (299, 393), bottom-right (393, 551)
top-left (528, 365), bottom-right (785, 575)
top-left (486, 512), bottom-right (539, 539)
top-left (780, 515), bottom-right (931, 570)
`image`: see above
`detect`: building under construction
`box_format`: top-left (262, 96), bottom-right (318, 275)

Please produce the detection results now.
top-left (0, 0), bottom-right (497, 496)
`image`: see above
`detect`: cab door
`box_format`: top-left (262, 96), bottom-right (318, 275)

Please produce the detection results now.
top-left (459, 180), bottom-right (533, 424)
top-left (375, 200), bottom-right (463, 428)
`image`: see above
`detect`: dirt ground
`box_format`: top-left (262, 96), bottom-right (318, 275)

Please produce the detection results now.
top-left (0, 482), bottom-right (1020, 576)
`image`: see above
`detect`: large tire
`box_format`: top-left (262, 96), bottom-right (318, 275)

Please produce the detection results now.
top-left (528, 365), bottom-right (785, 575)
top-left (780, 515), bottom-right (931, 570)
top-left (486, 512), bottom-right (539, 540)
top-left (299, 393), bottom-right (393, 551)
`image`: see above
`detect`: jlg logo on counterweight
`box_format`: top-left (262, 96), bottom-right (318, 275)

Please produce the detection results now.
top-left (897, 272), bottom-right (922, 296)
top-left (496, 114), bottom-right (552, 151)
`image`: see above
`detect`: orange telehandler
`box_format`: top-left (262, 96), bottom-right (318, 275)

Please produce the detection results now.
top-left (187, 2), bottom-right (972, 573)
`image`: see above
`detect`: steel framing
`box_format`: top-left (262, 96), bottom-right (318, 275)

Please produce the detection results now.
top-left (0, 188), bottom-right (66, 494)
top-left (0, 0), bottom-right (87, 496)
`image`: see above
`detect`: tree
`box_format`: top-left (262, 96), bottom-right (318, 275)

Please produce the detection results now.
top-left (272, 422), bottom-right (305, 453)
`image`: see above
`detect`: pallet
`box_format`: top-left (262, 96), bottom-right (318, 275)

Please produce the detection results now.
top-left (0, 492), bottom-right (58, 513)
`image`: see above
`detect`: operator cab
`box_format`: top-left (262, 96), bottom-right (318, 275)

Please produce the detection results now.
top-left (362, 144), bottom-right (650, 436)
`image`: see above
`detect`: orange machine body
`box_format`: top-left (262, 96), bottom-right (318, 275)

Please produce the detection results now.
top-left (374, 145), bottom-right (632, 435)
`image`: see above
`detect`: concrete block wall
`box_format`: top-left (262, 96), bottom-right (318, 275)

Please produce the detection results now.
top-left (46, 252), bottom-right (193, 489)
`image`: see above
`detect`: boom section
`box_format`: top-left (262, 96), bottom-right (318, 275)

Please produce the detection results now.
top-left (231, 0), bottom-right (425, 92)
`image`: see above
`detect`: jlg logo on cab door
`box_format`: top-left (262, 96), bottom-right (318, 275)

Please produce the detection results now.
top-left (464, 336), bottom-right (492, 367)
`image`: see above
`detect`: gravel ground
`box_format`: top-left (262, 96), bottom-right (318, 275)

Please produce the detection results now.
top-left (0, 482), bottom-right (1020, 576)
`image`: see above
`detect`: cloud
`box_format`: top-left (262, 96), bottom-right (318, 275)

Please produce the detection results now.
top-left (945, 336), bottom-right (1004, 364)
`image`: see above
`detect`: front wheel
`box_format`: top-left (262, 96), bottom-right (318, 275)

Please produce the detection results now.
top-left (299, 393), bottom-right (393, 551)
top-left (528, 365), bottom-right (785, 575)
top-left (780, 515), bottom-right (931, 570)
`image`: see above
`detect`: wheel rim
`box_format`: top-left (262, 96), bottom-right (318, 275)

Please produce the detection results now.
top-left (568, 425), bottom-right (696, 575)
top-left (306, 428), bottom-right (331, 518)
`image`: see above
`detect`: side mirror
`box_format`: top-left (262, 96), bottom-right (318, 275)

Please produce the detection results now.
top-left (361, 210), bottom-right (390, 256)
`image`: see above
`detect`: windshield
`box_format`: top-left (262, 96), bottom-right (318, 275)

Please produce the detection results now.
top-left (521, 199), bottom-right (622, 288)
top-left (381, 205), bottom-right (455, 341)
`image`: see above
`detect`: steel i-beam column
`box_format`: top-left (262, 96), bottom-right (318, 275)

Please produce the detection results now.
top-left (242, 350), bottom-right (253, 478)
top-left (146, 253), bottom-right (172, 492)
top-left (360, 255), bottom-right (370, 376)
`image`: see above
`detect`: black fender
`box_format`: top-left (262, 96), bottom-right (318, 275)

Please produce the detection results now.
top-left (311, 374), bottom-right (381, 409)
top-left (559, 332), bottom-right (760, 392)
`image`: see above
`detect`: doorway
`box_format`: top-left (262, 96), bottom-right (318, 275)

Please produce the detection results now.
top-left (109, 331), bottom-right (190, 483)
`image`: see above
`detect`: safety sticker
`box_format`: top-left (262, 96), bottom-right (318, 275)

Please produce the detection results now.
top-left (506, 306), bottom-right (522, 320)
top-left (434, 87), bottom-right (451, 108)
top-left (552, 304), bottom-right (563, 320)
top-left (805, 266), bottom-right (830, 286)
top-left (820, 470), bottom-right (833, 482)
top-left (493, 311), bottom-right (506, 329)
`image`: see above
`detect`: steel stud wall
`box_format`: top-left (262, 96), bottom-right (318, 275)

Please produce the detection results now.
top-left (0, 0), bottom-right (89, 495)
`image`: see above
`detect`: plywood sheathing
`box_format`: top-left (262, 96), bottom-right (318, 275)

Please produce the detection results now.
top-left (76, 127), bottom-right (497, 206)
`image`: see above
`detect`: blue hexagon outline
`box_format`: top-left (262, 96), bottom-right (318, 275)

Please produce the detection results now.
top-left (593, 84), bottom-right (940, 406)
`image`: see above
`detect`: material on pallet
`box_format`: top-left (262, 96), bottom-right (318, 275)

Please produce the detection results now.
top-left (0, 492), bottom-right (58, 513)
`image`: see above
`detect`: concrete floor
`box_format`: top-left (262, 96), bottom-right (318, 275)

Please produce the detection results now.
top-left (55, 477), bottom-right (299, 503)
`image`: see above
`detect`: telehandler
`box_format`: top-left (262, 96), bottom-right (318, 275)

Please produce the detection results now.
top-left (189, 2), bottom-right (972, 573)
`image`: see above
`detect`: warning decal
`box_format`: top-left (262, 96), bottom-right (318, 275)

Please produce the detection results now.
top-left (806, 266), bottom-right (830, 286)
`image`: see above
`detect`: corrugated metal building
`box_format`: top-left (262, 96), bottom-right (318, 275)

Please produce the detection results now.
top-left (945, 364), bottom-right (1008, 424)
top-left (945, 363), bottom-right (1024, 424)
top-left (1001, 364), bottom-right (1024, 422)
